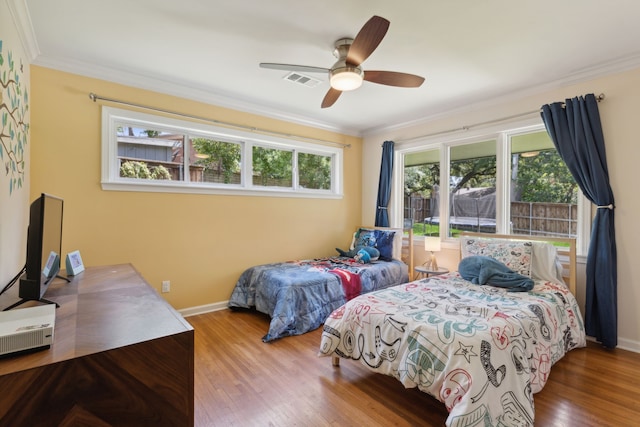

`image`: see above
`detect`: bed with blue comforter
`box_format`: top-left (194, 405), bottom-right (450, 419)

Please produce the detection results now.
top-left (228, 256), bottom-right (409, 342)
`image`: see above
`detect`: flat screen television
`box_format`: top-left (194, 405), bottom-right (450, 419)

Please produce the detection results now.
top-left (8, 193), bottom-right (66, 310)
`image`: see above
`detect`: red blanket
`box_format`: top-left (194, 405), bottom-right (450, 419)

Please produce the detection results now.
top-left (329, 268), bottom-right (362, 301)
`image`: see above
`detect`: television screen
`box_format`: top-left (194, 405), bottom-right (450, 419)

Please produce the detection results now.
top-left (14, 194), bottom-right (64, 308)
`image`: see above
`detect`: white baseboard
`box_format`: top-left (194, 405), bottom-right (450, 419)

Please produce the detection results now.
top-left (616, 337), bottom-right (640, 353)
top-left (179, 301), bottom-right (229, 317)
top-left (587, 335), bottom-right (640, 353)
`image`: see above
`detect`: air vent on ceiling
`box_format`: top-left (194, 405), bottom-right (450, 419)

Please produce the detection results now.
top-left (284, 72), bottom-right (322, 88)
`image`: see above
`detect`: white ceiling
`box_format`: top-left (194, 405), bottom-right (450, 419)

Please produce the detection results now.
top-left (19, 0), bottom-right (640, 135)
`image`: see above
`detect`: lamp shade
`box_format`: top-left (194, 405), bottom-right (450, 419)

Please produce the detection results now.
top-left (424, 237), bottom-right (441, 252)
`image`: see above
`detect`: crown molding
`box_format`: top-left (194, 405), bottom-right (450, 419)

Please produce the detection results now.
top-left (31, 53), bottom-right (361, 137)
top-left (362, 52), bottom-right (640, 137)
top-left (26, 49), bottom-right (640, 140)
top-left (7, 0), bottom-right (40, 61)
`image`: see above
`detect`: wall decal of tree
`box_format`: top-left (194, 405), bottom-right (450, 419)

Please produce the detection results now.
top-left (0, 40), bottom-right (30, 195)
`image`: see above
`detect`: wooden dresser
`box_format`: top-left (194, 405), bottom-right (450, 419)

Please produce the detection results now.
top-left (0, 264), bottom-right (194, 426)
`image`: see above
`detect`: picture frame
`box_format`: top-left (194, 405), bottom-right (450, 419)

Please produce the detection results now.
top-left (42, 251), bottom-right (59, 278)
top-left (65, 250), bottom-right (85, 276)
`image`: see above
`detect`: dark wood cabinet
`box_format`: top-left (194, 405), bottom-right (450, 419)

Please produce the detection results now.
top-left (0, 264), bottom-right (194, 426)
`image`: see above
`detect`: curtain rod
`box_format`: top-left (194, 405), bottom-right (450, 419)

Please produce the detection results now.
top-left (88, 93), bottom-right (351, 149)
top-left (396, 93), bottom-right (605, 145)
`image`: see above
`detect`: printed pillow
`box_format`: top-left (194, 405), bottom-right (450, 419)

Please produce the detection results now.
top-left (352, 228), bottom-right (377, 249)
top-left (460, 238), bottom-right (533, 277)
top-left (350, 228), bottom-right (397, 261)
top-left (349, 228), bottom-right (368, 250)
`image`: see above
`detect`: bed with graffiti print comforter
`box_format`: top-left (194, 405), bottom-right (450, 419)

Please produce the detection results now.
top-left (229, 257), bottom-right (408, 342)
top-left (319, 272), bottom-right (586, 426)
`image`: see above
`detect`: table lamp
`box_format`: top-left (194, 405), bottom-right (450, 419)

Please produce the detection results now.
top-left (423, 237), bottom-right (441, 270)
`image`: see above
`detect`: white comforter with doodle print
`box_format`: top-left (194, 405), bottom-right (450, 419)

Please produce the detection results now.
top-left (319, 273), bottom-right (586, 426)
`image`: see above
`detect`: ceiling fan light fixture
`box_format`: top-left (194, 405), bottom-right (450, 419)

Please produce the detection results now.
top-left (261, 16), bottom-right (422, 108)
top-left (330, 66), bottom-right (364, 91)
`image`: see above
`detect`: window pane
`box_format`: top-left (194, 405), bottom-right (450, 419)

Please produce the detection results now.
top-left (449, 140), bottom-right (497, 237)
top-left (117, 125), bottom-right (182, 181)
top-left (190, 137), bottom-right (241, 184)
top-left (298, 152), bottom-right (331, 190)
top-left (252, 146), bottom-right (293, 188)
top-left (105, 107), bottom-right (343, 197)
top-left (403, 148), bottom-right (440, 236)
top-left (510, 131), bottom-right (578, 238)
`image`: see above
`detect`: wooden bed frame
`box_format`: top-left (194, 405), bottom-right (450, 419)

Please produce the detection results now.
top-left (402, 228), bottom-right (414, 279)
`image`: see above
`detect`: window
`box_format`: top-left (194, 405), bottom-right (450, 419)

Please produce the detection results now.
top-left (404, 147), bottom-right (440, 235)
top-left (298, 152), bottom-right (332, 190)
top-left (397, 123), bottom-right (589, 254)
top-left (509, 130), bottom-right (579, 238)
top-left (448, 139), bottom-right (497, 237)
top-left (192, 137), bottom-right (242, 184)
top-left (252, 146), bottom-right (292, 188)
top-left (101, 107), bottom-right (343, 198)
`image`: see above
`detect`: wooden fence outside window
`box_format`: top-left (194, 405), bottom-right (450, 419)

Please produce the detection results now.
top-left (405, 196), bottom-right (577, 238)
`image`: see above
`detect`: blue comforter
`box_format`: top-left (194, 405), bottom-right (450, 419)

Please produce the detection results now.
top-left (228, 257), bottom-right (409, 341)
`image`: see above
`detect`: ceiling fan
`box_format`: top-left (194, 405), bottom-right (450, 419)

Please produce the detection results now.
top-left (259, 15), bottom-right (425, 108)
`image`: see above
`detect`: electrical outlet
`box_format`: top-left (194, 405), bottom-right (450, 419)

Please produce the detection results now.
top-left (161, 280), bottom-right (170, 293)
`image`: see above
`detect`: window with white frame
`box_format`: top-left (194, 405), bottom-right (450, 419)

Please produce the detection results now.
top-left (101, 107), bottom-right (343, 198)
top-left (397, 122), bottom-right (589, 254)
top-left (447, 139), bottom-right (497, 237)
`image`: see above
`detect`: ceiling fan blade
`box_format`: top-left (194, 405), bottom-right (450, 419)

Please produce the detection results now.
top-left (364, 70), bottom-right (425, 88)
top-left (321, 88), bottom-right (342, 108)
top-left (259, 63), bottom-right (329, 74)
top-left (346, 15), bottom-right (390, 66)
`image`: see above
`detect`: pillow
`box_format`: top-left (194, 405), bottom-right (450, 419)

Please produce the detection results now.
top-left (460, 238), bottom-right (533, 277)
top-left (373, 229), bottom-right (396, 261)
top-left (531, 241), bottom-right (566, 286)
top-left (349, 227), bottom-right (398, 261)
top-left (389, 228), bottom-right (404, 260)
top-left (351, 228), bottom-right (377, 249)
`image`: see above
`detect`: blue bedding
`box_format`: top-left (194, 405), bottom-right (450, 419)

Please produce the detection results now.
top-left (228, 257), bottom-right (409, 341)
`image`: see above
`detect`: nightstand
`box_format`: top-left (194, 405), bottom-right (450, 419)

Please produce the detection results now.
top-left (414, 265), bottom-right (449, 280)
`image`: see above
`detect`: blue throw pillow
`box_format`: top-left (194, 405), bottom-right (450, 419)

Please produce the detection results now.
top-left (373, 229), bottom-right (396, 261)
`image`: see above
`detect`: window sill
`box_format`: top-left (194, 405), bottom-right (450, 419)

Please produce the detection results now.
top-left (101, 181), bottom-right (343, 199)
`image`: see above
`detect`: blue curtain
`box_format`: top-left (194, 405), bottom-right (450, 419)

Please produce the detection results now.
top-left (375, 141), bottom-right (394, 227)
top-left (540, 94), bottom-right (617, 348)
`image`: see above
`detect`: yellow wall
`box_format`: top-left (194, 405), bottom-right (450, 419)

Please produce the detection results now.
top-left (362, 67), bottom-right (640, 351)
top-left (30, 66), bottom-right (362, 309)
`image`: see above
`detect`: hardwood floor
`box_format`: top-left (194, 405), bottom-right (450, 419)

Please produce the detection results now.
top-left (190, 309), bottom-right (640, 426)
